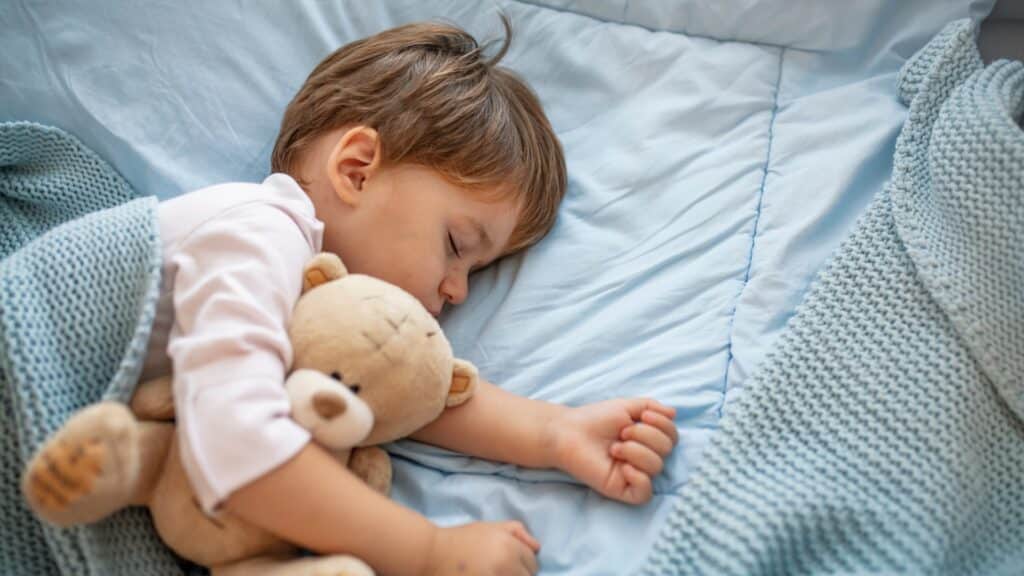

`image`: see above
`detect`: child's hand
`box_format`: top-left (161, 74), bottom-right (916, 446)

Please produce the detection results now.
top-left (548, 399), bottom-right (677, 504)
top-left (424, 521), bottom-right (540, 576)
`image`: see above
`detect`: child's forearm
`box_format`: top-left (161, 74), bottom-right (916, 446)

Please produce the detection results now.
top-left (410, 380), bottom-right (568, 468)
top-left (225, 442), bottom-right (435, 575)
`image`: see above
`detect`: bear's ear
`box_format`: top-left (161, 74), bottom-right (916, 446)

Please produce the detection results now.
top-left (446, 359), bottom-right (479, 408)
top-left (303, 252), bottom-right (349, 294)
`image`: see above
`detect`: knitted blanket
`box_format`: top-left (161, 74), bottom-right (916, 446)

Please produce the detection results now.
top-left (0, 123), bottom-right (184, 575)
top-left (645, 19), bottom-right (1024, 576)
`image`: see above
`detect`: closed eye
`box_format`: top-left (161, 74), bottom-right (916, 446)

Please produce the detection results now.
top-left (448, 232), bottom-right (461, 258)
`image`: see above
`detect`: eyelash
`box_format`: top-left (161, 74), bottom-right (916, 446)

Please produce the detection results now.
top-left (448, 232), bottom-right (461, 258)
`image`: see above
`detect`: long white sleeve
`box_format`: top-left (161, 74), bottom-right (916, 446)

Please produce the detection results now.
top-left (158, 175), bottom-right (323, 512)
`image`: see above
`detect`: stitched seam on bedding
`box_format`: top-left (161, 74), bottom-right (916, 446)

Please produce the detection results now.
top-left (717, 47), bottom-right (785, 420)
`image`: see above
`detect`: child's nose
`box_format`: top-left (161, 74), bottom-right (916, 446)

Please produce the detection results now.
top-left (440, 274), bottom-right (468, 306)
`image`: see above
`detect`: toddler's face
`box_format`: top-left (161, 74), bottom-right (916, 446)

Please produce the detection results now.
top-left (320, 162), bottom-right (519, 317)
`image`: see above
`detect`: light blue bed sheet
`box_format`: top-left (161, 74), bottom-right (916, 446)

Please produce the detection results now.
top-left (0, 1), bottom-right (994, 573)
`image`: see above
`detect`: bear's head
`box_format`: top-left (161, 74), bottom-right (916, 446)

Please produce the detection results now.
top-left (288, 253), bottom-right (478, 446)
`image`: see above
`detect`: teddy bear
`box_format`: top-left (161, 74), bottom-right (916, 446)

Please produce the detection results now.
top-left (20, 252), bottom-right (479, 576)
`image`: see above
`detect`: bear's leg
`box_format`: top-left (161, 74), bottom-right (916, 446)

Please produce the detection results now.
top-left (348, 446), bottom-right (392, 496)
top-left (21, 402), bottom-right (172, 526)
top-left (130, 375), bottom-right (176, 420)
top-left (127, 420), bottom-right (174, 505)
top-left (213, 553), bottom-right (375, 576)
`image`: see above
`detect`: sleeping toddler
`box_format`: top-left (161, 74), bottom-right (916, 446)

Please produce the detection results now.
top-left (74, 19), bottom-right (679, 575)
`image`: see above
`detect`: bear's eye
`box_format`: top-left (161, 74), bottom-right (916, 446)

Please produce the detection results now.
top-left (330, 372), bottom-right (342, 381)
top-left (349, 384), bottom-right (361, 394)
top-left (426, 331), bottom-right (437, 338)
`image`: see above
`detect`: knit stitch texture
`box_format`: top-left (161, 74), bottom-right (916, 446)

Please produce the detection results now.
top-left (645, 20), bottom-right (1024, 575)
top-left (0, 122), bottom-right (185, 575)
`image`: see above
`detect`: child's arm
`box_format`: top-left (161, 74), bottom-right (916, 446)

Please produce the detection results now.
top-left (225, 442), bottom-right (540, 576)
top-left (411, 380), bottom-right (678, 504)
top-left (164, 202), bottom-right (539, 574)
top-left (412, 380), bottom-right (565, 468)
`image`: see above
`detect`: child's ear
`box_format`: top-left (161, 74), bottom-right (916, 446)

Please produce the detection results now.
top-left (326, 126), bottom-right (381, 207)
top-left (445, 359), bottom-right (479, 408)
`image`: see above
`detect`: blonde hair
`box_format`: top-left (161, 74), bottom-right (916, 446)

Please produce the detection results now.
top-left (272, 17), bottom-right (566, 254)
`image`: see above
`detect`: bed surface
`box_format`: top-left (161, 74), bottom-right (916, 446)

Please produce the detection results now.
top-left (0, 1), bottom-right (998, 573)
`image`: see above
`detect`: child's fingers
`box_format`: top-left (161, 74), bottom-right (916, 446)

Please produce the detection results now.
top-left (641, 410), bottom-right (679, 445)
top-left (519, 547), bottom-right (539, 576)
top-left (516, 539), bottom-right (539, 576)
top-left (620, 463), bottom-right (653, 504)
top-left (620, 423), bottom-right (674, 456)
top-left (505, 523), bottom-right (539, 576)
top-left (505, 521), bottom-right (541, 553)
top-left (622, 398), bottom-right (676, 422)
top-left (644, 400), bottom-right (676, 420)
top-left (611, 441), bottom-right (663, 476)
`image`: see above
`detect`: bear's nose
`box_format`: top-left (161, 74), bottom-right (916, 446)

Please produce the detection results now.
top-left (312, 391), bottom-right (347, 419)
